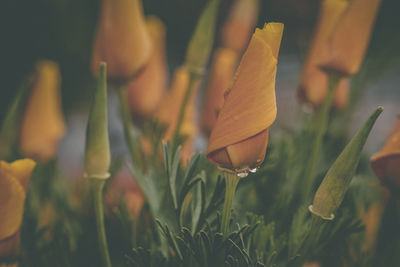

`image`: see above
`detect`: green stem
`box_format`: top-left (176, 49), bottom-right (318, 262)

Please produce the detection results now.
top-left (221, 171), bottom-right (240, 239)
top-left (171, 71), bottom-right (199, 150)
top-left (303, 74), bottom-right (340, 199)
top-left (293, 215), bottom-right (324, 266)
top-left (90, 179), bottom-right (112, 267)
top-left (117, 88), bottom-right (140, 165)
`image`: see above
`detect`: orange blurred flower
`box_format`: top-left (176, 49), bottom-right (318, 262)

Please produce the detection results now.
top-left (155, 66), bottom-right (200, 164)
top-left (0, 159), bottom-right (36, 258)
top-left (371, 116), bottom-right (400, 188)
top-left (297, 0), bottom-right (350, 109)
top-left (127, 16), bottom-right (168, 120)
top-left (318, 0), bottom-right (382, 76)
top-left (207, 23), bottom-right (284, 171)
top-left (221, 0), bottom-right (260, 53)
top-left (91, 0), bottom-right (152, 81)
top-left (156, 66), bottom-right (199, 142)
top-left (201, 48), bottom-right (239, 134)
top-left (20, 60), bottom-right (66, 162)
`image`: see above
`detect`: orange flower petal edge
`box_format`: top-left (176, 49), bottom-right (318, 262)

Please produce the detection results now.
top-left (221, 0), bottom-right (260, 53)
top-left (156, 66), bottom-right (199, 141)
top-left (127, 16), bottom-right (168, 120)
top-left (297, 0), bottom-right (349, 109)
top-left (91, 0), bottom-right (152, 81)
top-left (0, 159), bottom-right (36, 257)
top-left (19, 60), bottom-right (66, 162)
top-left (371, 116), bottom-right (400, 188)
top-left (201, 48), bottom-right (239, 134)
top-left (206, 22), bottom-right (284, 171)
top-left (319, 0), bottom-right (382, 76)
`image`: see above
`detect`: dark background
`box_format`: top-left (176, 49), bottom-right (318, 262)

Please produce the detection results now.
top-left (1, 0), bottom-right (399, 122)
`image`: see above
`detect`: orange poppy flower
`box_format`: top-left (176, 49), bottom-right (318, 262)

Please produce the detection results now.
top-left (91, 0), bottom-right (152, 81)
top-left (19, 60), bottom-right (66, 162)
top-left (221, 0), bottom-right (260, 53)
top-left (156, 66), bottom-right (199, 142)
top-left (127, 16), bottom-right (168, 120)
top-left (206, 22), bottom-right (284, 171)
top-left (318, 0), bottom-right (382, 76)
top-left (297, 0), bottom-right (350, 109)
top-left (201, 48), bottom-right (239, 134)
top-left (371, 116), bottom-right (400, 188)
top-left (0, 159), bottom-right (36, 257)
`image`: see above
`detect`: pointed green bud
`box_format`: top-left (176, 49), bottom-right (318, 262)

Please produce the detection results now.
top-left (0, 77), bottom-right (31, 159)
top-left (185, 0), bottom-right (219, 75)
top-left (309, 107), bottom-right (383, 220)
top-left (84, 63), bottom-right (110, 179)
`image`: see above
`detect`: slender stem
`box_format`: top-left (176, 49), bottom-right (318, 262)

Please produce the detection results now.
top-left (90, 179), bottom-right (112, 267)
top-left (171, 71), bottom-right (199, 150)
top-left (303, 74), bottom-right (340, 199)
top-left (221, 171), bottom-right (240, 239)
top-left (293, 215), bottom-right (324, 266)
top-left (117, 88), bottom-right (139, 165)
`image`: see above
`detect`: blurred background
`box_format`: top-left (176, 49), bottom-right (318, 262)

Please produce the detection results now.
top-left (1, 0), bottom-right (399, 173)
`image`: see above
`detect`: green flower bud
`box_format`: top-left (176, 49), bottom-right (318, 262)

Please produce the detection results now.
top-left (84, 62), bottom-right (110, 179)
top-left (185, 0), bottom-right (219, 75)
top-left (309, 107), bottom-right (383, 220)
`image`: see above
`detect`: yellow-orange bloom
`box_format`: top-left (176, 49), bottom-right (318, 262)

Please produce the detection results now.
top-left (371, 116), bottom-right (400, 188)
top-left (298, 0), bottom-right (350, 109)
top-left (201, 48), bottom-right (239, 134)
top-left (20, 60), bottom-right (66, 162)
top-left (91, 0), bottom-right (152, 81)
top-left (156, 66), bottom-right (199, 141)
top-left (207, 23), bottom-right (284, 171)
top-left (0, 159), bottom-right (36, 257)
top-left (221, 0), bottom-right (260, 53)
top-left (318, 0), bottom-right (382, 76)
top-left (127, 16), bottom-right (168, 120)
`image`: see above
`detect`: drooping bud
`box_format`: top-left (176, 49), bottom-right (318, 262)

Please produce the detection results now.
top-left (19, 60), bottom-right (66, 162)
top-left (310, 107), bottom-right (383, 220)
top-left (297, 0), bottom-right (350, 109)
top-left (91, 0), bottom-right (152, 82)
top-left (0, 159), bottom-right (36, 258)
top-left (84, 63), bottom-right (110, 179)
top-left (127, 16), bottom-right (168, 120)
top-left (318, 0), bottom-right (383, 76)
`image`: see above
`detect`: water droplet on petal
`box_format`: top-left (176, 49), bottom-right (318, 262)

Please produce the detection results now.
top-left (236, 171), bottom-right (248, 178)
top-left (249, 168), bottom-right (258, 173)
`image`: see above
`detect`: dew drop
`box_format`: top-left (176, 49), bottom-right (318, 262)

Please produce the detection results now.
top-left (236, 171), bottom-right (249, 178)
top-left (249, 168), bottom-right (258, 173)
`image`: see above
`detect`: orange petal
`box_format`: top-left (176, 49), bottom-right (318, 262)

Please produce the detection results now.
top-left (0, 159), bottom-right (36, 240)
top-left (319, 0), bottom-right (382, 76)
top-left (20, 60), bottom-right (66, 162)
top-left (127, 16), bottom-right (168, 119)
top-left (207, 23), bottom-right (283, 164)
top-left (371, 116), bottom-right (400, 186)
top-left (297, 0), bottom-right (349, 108)
top-left (221, 0), bottom-right (260, 53)
top-left (0, 231), bottom-right (20, 258)
top-left (91, 0), bottom-right (152, 81)
top-left (156, 66), bottom-right (199, 141)
top-left (201, 48), bottom-right (239, 134)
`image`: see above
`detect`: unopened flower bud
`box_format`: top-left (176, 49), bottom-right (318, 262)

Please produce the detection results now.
top-left (84, 63), bottom-right (110, 179)
top-left (310, 107), bottom-right (383, 220)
